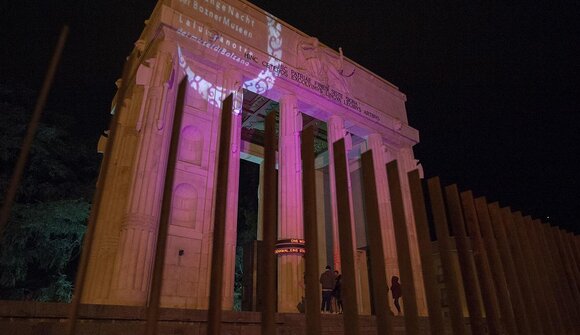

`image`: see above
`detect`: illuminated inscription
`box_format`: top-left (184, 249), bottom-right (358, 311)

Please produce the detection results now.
top-left (178, 0), bottom-right (256, 39)
top-left (177, 28), bottom-right (250, 66)
top-left (275, 238), bottom-right (306, 255)
top-left (175, 2), bottom-right (383, 126)
top-left (285, 68), bottom-right (382, 124)
top-left (177, 11), bottom-right (282, 107)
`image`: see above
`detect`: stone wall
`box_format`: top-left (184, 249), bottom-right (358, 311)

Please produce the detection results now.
top-left (0, 301), bottom-right (445, 334)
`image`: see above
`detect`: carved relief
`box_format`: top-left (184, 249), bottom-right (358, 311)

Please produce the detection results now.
top-left (296, 37), bottom-right (353, 94)
top-left (179, 125), bottom-right (203, 166)
top-left (171, 183), bottom-right (198, 228)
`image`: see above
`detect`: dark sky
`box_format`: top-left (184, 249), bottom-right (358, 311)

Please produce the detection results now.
top-left (2, 1), bottom-right (579, 233)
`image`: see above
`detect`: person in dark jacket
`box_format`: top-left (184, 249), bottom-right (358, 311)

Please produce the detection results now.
top-left (319, 265), bottom-right (336, 313)
top-left (332, 271), bottom-right (343, 314)
top-left (391, 275), bottom-right (402, 315)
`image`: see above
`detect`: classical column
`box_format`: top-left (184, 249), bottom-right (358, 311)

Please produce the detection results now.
top-left (108, 41), bottom-right (176, 306)
top-left (333, 139), bottom-right (361, 334)
top-left (82, 95), bottom-right (135, 304)
top-left (387, 161), bottom-right (419, 335)
top-left (360, 149), bottom-right (394, 335)
top-left (222, 70), bottom-right (243, 309)
top-left (327, 115), bottom-right (356, 270)
top-left (277, 94), bottom-right (305, 312)
top-left (391, 146), bottom-right (427, 315)
top-left (366, 134), bottom-right (399, 313)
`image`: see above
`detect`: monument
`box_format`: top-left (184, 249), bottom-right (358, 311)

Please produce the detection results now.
top-left (82, 0), bottom-right (427, 315)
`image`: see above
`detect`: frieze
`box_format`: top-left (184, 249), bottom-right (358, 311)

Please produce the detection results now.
top-left (165, 2), bottom-right (416, 141)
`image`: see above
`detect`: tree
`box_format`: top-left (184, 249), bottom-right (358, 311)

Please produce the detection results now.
top-left (233, 160), bottom-right (260, 310)
top-left (0, 81), bottom-right (98, 302)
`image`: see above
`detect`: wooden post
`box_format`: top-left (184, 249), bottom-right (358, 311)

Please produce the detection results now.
top-left (386, 161), bottom-right (419, 335)
top-left (567, 232), bottom-right (580, 278)
top-left (207, 94), bottom-right (234, 335)
top-left (0, 26), bottom-right (68, 238)
top-left (444, 185), bottom-right (485, 335)
top-left (408, 170), bottom-right (445, 335)
top-left (544, 225), bottom-right (580, 329)
top-left (426, 178), bottom-right (466, 335)
top-left (562, 232), bottom-right (580, 293)
top-left (526, 218), bottom-right (565, 334)
top-left (144, 79), bottom-right (188, 335)
top-left (540, 223), bottom-right (578, 333)
top-left (261, 111), bottom-right (277, 335)
top-left (523, 216), bottom-right (562, 334)
top-left (360, 150), bottom-right (394, 335)
top-left (513, 213), bottom-right (555, 335)
top-left (473, 197), bottom-right (517, 334)
top-left (524, 220), bottom-right (566, 334)
top-left (559, 231), bottom-right (580, 304)
top-left (500, 207), bottom-right (544, 334)
top-left (459, 191), bottom-right (502, 335)
top-left (487, 202), bottom-right (530, 334)
top-left (332, 139), bottom-right (360, 335)
top-left (301, 127), bottom-right (321, 335)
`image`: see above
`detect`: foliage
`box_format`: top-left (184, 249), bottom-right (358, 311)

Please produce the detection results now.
top-left (233, 161), bottom-right (259, 310)
top-left (0, 201), bottom-right (88, 301)
top-left (0, 81), bottom-right (98, 302)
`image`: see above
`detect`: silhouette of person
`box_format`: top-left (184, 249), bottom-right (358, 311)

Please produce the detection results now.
top-left (391, 275), bottom-right (402, 315)
top-left (319, 265), bottom-right (335, 313)
top-left (332, 271), bottom-right (343, 314)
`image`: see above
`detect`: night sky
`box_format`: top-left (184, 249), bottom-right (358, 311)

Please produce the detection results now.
top-left (2, 1), bottom-right (579, 233)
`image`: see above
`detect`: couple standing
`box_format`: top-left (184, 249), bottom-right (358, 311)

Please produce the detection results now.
top-left (320, 265), bottom-right (402, 315)
top-left (319, 265), bottom-right (342, 313)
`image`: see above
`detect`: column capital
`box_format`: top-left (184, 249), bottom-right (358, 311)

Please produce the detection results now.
top-left (366, 133), bottom-right (384, 150)
top-left (328, 114), bottom-right (343, 126)
top-left (279, 94), bottom-right (297, 108)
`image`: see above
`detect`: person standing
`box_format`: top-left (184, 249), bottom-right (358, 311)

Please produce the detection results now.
top-left (332, 271), bottom-right (343, 314)
top-left (319, 265), bottom-right (336, 313)
top-left (391, 275), bottom-right (402, 315)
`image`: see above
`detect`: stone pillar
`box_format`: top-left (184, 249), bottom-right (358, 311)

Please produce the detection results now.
top-left (392, 146), bottom-right (427, 315)
top-left (223, 70), bottom-right (243, 309)
top-left (366, 134), bottom-right (399, 313)
top-left (82, 95), bottom-right (138, 304)
top-left (314, 169), bottom-right (328, 276)
top-left (327, 115), bottom-right (356, 271)
top-left (108, 41), bottom-right (176, 305)
top-left (277, 94), bottom-right (305, 312)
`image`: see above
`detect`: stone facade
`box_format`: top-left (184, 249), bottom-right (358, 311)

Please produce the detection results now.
top-left (82, 0), bottom-right (426, 316)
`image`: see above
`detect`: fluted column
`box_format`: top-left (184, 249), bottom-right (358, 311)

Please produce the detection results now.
top-left (108, 40), bottom-right (176, 305)
top-left (327, 115), bottom-right (356, 271)
top-left (82, 95), bottom-right (136, 304)
top-left (223, 70), bottom-right (243, 309)
top-left (366, 134), bottom-right (399, 313)
top-left (277, 94), bottom-right (305, 312)
top-left (390, 146), bottom-right (427, 315)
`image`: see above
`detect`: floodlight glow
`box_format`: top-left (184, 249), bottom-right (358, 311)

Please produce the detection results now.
top-left (177, 15), bottom-right (283, 109)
